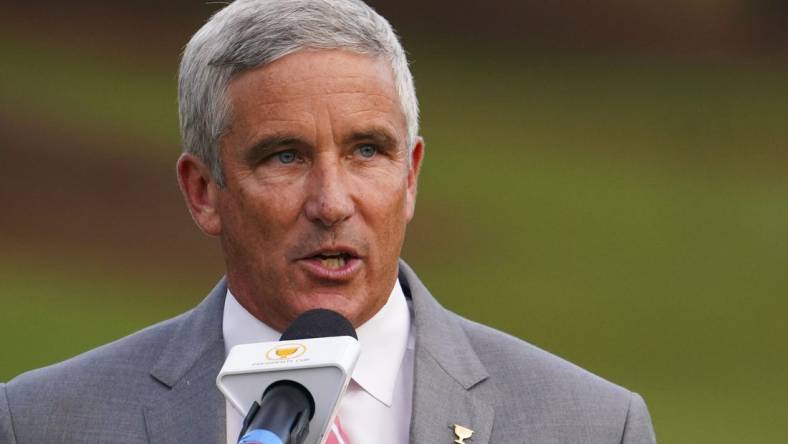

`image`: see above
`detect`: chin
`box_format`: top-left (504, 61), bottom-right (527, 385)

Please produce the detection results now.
top-left (292, 293), bottom-right (353, 313)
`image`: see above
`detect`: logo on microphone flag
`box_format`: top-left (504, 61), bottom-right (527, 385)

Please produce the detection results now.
top-left (266, 343), bottom-right (307, 360)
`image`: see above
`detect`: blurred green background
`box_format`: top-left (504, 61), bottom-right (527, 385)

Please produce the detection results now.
top-left (1, 1), bottom-right (787, 442)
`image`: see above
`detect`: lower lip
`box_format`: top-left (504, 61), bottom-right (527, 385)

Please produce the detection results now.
top-left (297, 257), bottom-right (362, 281)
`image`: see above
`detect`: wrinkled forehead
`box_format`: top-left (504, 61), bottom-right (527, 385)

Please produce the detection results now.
top-left (230, 49), bottom-right (396, 98)
top-left (224, 49), bottom-right (406, 136)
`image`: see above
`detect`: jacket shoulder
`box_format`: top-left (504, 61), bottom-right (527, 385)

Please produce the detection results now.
top-left (7, 310), bottom-right (188, 388)
top-left (457, 315), bottom-right (655, 442)
top-left (2, 311), bottom-right (190, 441)
top-left (461, 316), bottom-right (630, 396)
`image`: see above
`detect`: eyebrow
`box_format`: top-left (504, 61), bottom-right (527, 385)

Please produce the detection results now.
top-left (342, 127), bottom-right (399, 148)
top-left (243, 135), bottom-right (306, 165)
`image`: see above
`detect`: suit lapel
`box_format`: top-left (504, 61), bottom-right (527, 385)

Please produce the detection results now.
top-left (400, 262), bottom-right (495, 444)
top-left (144, 279), bottom-right (228, 444)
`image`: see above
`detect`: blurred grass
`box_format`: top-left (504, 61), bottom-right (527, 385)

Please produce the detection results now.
top-left (0, 32), bottom-right (180, 153)
top-left (2, 33), bottom-right (787, 442)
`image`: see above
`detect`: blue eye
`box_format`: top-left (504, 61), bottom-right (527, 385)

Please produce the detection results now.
top-left (276, 150), bottom-right (297, 164)
top-left (358, 145), bottom-right (377, 158)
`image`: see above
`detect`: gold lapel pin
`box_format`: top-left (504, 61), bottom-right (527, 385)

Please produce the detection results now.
top-left (453, 424), bottom-right (474, 444)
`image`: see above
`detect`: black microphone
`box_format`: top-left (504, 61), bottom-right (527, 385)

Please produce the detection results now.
top-left (280, 309), bottom-right (357, 341)
top-left (237, 309), bottom-right (357, 444)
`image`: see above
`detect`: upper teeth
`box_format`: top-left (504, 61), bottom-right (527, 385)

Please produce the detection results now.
top-left (320, 256), bottom-right (346, 269)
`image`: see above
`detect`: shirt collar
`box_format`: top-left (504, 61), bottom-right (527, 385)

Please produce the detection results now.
top-left (222, 289), bottom-right (280, 355)
top-left (222, 280), bottom-right (411, 407)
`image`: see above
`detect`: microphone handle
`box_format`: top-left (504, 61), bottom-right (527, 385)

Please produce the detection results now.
top-left (238, 382), bottom-right (312, 444)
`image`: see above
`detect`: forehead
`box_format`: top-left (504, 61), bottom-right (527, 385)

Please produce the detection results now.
top-left (224, 49), bottom-right (406, 140)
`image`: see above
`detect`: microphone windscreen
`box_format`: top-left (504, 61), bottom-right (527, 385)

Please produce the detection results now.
top-left (280, 309), bottom-right (358, 341)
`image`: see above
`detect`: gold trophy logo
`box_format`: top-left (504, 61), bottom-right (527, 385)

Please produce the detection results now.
top-left (266, 343), bottom-right (307, 360)
top-left (276, 346), bottom-right (299, 358)
top-left (453, 424), bottom-right (474, 443)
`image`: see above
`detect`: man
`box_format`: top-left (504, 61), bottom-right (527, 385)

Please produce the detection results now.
top-left (0, 0), bottom-right (656, 443)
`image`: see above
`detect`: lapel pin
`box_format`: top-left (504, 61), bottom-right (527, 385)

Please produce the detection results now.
top-left (452, 424), bottom-right (474, 443)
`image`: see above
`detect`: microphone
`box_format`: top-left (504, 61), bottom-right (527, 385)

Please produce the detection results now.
top-left (218, 309), bottom-right (360, 444)
top-left (238, 309), bottom-right (356, 444)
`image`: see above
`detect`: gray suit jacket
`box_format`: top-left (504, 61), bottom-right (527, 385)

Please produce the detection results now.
top-left (0, 262), bottom-right (655, 443)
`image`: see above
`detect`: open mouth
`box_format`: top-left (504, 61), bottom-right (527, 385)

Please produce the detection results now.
top-left (313, 252), bottom-right (353, 270)
top-left (315, 253), bottom-right (350, 270)
top-left (296, 247), bottom-right (362, 280)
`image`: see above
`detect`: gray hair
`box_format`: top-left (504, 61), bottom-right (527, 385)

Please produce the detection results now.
top-left (178, 0), bottom-right (419, 187)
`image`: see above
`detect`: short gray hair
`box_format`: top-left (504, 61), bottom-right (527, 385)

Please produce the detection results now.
top-left (178, 0), bottom-right (419, 187)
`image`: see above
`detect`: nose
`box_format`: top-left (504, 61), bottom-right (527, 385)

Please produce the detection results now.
top-left (303, 156), bottom-right (354, 227)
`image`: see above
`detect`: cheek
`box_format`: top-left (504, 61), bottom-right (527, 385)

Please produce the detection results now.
top-left (357, 176), bottom-right (407, 218)
top-left (221, 187), bottom-right (293, 242)
top-left (365, 184), bottom-right (410, 249)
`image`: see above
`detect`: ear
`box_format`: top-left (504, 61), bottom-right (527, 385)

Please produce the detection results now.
top-left (176, 153), bottom-right (222, 236)
top-left (405, 136), bottom-right (425, 222)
